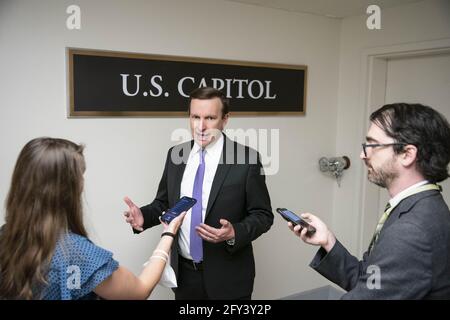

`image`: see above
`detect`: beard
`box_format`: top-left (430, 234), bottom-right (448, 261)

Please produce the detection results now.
top-left (366, 156), bottom-right (399, 188)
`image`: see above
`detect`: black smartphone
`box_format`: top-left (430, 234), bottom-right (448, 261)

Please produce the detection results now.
top-left (276, 208), bottom-right (316, 235)
top-left (160, 196), bottom-right (197, 224)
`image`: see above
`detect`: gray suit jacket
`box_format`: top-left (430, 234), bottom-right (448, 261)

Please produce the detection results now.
top-left (310, 189), bottom-right (450, 299)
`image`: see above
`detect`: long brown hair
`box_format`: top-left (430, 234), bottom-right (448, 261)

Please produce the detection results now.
top-left (0, 137), bottom-right (88, 299)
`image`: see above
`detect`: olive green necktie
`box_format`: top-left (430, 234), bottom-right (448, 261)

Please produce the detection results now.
top-left (367, 202), bottom-right (393, 255)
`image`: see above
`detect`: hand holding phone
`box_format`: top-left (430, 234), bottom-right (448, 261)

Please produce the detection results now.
top-left (276, 208), bottom-right (316, 235)
top-left (161, 196), bottom-right (197, 224)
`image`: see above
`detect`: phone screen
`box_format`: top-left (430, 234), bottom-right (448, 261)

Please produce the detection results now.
top-left (161, 196), bottom-right (197, 223)
top-left (281, 209), bottom-right (302, 224)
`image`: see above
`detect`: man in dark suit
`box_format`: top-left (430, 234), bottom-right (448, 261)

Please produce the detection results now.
top-left (124, 87), bottom-right (273, 300)
top-left (288, 103), bottom-right (450, 299)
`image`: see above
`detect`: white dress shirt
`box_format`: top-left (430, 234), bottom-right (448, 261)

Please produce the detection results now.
top-left (178, 134), bottom-right (224, 260)
top-left (389, 180), bottom-right (429, 208)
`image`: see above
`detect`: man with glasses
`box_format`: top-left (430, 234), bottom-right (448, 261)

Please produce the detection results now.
top-left (288, 103), bottom-right (450, 299)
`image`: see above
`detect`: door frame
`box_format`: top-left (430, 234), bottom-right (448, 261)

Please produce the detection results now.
top-left (356, 38), bottom-right (450, 256)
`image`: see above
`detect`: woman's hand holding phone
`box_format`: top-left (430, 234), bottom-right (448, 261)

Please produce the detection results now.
top-left (161, 211), bottom-right (187, 234)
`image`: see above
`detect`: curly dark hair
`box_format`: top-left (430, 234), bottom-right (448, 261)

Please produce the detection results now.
top-left (370, 103), bottom-right (450, 183)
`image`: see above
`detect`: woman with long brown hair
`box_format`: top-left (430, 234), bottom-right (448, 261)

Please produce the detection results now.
top-left (0, 137), bottom-right (184, 299)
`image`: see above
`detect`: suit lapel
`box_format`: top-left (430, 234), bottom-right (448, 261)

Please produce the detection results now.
top-left (205, 135), bottom-right (233, 217)
top-left (172, 164), bottom-right (185, 204)
top-left (383, 189), bottom-right (440, 229)
top-left (169, 141), bottom-right (193, 205)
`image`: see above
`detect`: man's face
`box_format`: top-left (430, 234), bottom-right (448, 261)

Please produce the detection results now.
top-left (360, 123), bottom-right (399, 188)
top-left (189, 97), bottom-right (228, 148)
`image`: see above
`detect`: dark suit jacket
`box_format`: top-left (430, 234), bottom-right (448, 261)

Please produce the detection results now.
top-left (310, 189), bottom-right (450, 299)
top-left (139, 134), bottom-right (273, 299)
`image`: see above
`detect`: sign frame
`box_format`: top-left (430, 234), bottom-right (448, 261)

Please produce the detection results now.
top-left (67, 48), bottom-right (307, 117)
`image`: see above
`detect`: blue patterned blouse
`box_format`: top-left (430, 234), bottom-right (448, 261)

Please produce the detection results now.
top-left (40, 232), bottom-right (119, 300)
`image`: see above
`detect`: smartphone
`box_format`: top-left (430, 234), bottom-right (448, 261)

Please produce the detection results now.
top-left (276, 208), bottom-right (316, 235)
top-left (160, 196), bottom-right (197, 224)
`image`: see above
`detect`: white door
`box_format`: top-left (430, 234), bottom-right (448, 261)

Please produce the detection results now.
top-left (377, 53), bottom-right (450, 210)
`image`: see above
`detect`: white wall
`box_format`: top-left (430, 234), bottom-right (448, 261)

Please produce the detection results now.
top-left (333, 0), bottom-right (450, 255)
top-left (0, 0), bottom-right (340, 299)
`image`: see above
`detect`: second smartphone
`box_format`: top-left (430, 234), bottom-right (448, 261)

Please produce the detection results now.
top-left (160, 196), bottom-right (197, 224)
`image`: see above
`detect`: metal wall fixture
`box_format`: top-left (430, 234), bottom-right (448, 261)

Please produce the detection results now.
top-left (318, 156), bottom-right (351, 186)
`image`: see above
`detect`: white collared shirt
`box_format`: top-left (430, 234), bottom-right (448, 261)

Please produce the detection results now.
top-left (178, 134), bottom-right (224, 260)
top-left (389, 180), bottom-right (429, 208)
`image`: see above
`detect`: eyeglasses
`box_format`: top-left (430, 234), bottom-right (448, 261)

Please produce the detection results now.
top-left (361, 143), bottom-right (407, 157)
